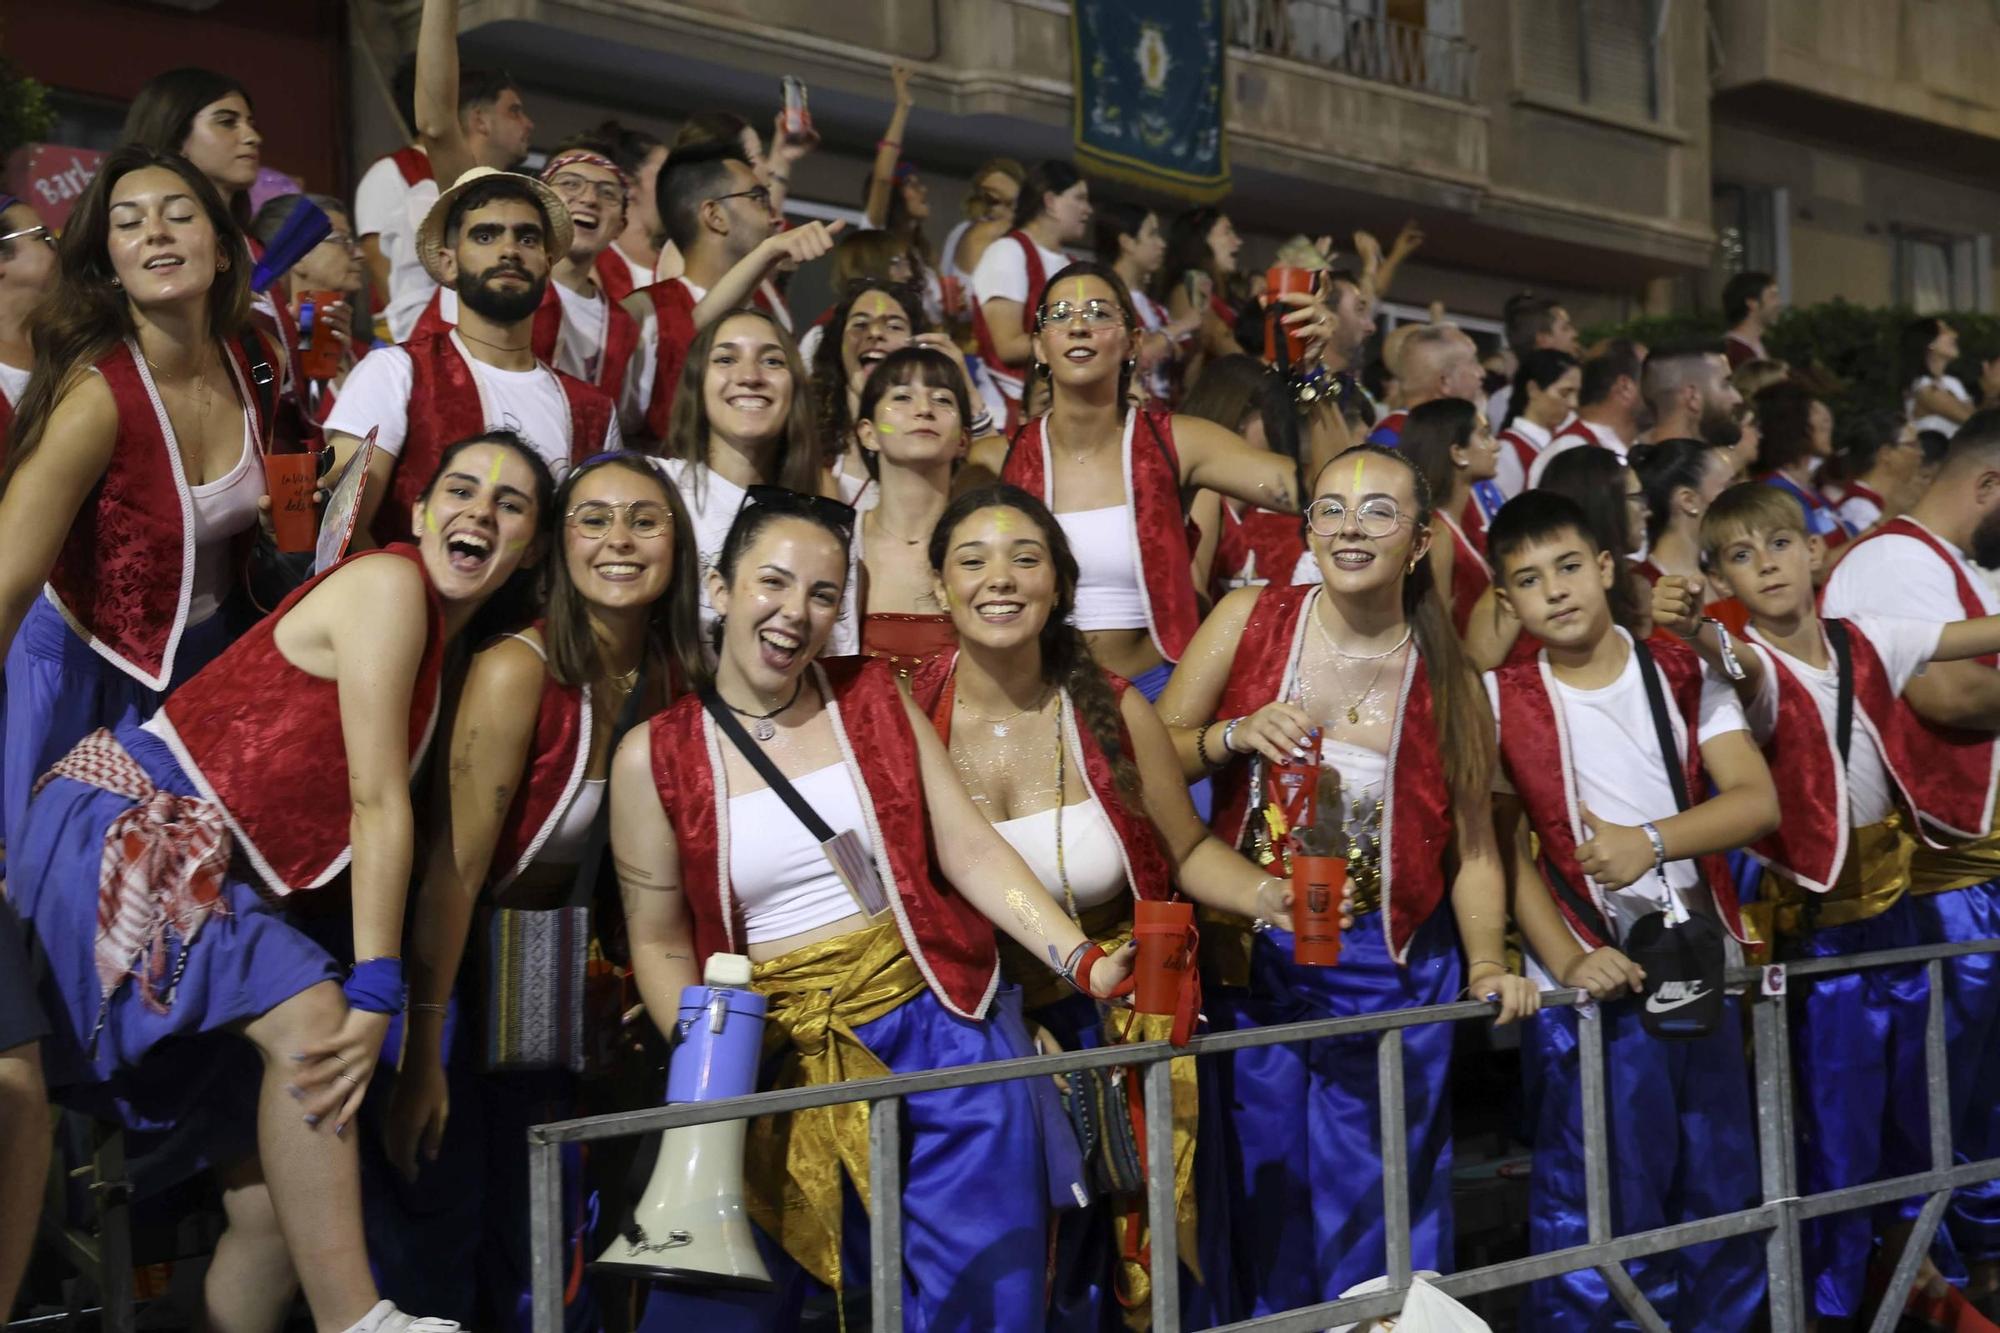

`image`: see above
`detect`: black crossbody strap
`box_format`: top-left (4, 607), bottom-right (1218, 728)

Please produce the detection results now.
top-left (1632, 640), bottom-right (1692, 812)
top-left (1825, 619), bottom-right (1856, 769)
top-left (235, 331), bottom-right (276, 451)
top-left (700, 688), bottom-right (836, 843)
top-left (568, 668), bottom-right (654, 911)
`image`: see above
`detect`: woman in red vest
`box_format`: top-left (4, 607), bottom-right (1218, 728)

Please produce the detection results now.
top-left (0, 146), bottom-right (284, 871)
top-left (1400, 398), bottom-right (1501, 641)
top-left (615, 488), bottom-right (1133, 1330)
top-left (912, 483), bottom-right (1289, 1327)
top-left (9, 432), bottom-right (554, 1333)
top-left (984, 261), bottom-right (1312, 702)
top-left (1156, 444), bottom-right (1538, 1314)
top-left (378, 453), bottom-right (701, 1324)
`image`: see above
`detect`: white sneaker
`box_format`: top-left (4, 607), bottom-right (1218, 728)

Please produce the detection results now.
top-left (338, 1300), bottom-right (465, 1333)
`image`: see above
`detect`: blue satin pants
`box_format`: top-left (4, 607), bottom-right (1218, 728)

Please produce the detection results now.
top-left (1216, 912), bottom-right (1459, 1317)
top-left (1518, 998), bottom-right (1764, 1331)
top-left (1906, 880), bottom-right (2000, 1263)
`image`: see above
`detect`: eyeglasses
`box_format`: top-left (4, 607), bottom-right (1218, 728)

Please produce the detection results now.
top-left (1305, 497), bottom-right (1412, 539)
top-left (709, 185), bottom-right (773, 212)
top-left (0, 224), bottom-right (54, 248)
top-left (548, 173), bottom-right (626, 209)
top-left (567, 500), bottom-right (672, 540)
top-left (1038, 298), bottom-right (1124, 330)
top-left (746, 484), bottom-right (856, 540)
top-left (317, 230), bottom-right (361, 253)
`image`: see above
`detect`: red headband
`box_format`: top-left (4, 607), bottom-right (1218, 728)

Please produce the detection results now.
top-left (540, 151), bottom-right (631, 202)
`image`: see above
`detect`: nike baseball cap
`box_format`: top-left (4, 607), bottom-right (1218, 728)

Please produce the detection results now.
top-left (1625, 909), bottom-right (1725, 1040)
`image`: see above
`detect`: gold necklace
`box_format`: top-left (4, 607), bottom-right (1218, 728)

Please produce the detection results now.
top-left (958, 689), bottom-right (1053, 739)
top-left (1309, 608), bottom-right (1411, 726)
top-left (457, 326), bottom-right (534, 355)
top-left (147, 345), bottom-right (218, 471)
top-left (869, 510), bottom-right (928, 547)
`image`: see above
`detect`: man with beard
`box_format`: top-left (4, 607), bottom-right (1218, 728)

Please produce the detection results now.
top-left (1641, 344), bottom-right (1744, 449)
top-left (1825, 410), bottom-right (2000, 1316)
top-left (324, 169), bottom-right (620, 546)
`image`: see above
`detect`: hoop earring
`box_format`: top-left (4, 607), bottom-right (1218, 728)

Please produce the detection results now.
top-left (1122, 357), bottom-right (1137, 377)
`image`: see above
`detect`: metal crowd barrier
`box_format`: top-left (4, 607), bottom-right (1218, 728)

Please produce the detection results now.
top-left (527, 937), bottom-right (2000, 1333)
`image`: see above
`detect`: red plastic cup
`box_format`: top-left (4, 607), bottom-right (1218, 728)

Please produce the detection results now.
top-left (299, 291), bottom-right (344, 382)
top-left (1264, 265), bottom-right (1319, 365)
top-left (1132, 899), bottom-right (1197, 1016)
top-left (1291, 855), bottom-right (1347, 966)
top-left (264, 452), bottom-right (318, 553)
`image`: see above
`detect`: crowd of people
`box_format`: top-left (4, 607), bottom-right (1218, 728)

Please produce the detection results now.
top-left (8, 5), bottom-right (2000, 1331)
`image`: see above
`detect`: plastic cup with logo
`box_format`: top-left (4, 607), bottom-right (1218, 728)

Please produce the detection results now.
top-left (1264, 265), bottom-right (1320, 365)
top-left (1291, 855), bottom-right (1347, 966)
top-left (298, 291), bottom-right (345, 382)
top-left (264, 452), bottom-right (319, 554)
top-left (1131, 899), bottom-right (1197, 1015)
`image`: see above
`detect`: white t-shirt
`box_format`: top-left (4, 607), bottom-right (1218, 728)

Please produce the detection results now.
top-left (1908, 374), bottom-right (1973, 439)
top-left (323, 336), bottom-right (621, 479)
top-left (652, 456), bottom-right (859, 659)
top-left (1744, 616), bottom-right (1941, 827)
top-left (354, 151), bottom-right (441, 343)
top-left (1823, 522), bottom-right (2000, 626)
top-left (1485, 384), bottom-right (1515, 436)
top-left (552, 281), bottom-right (608, 384)
top-left (0, 359), bottom-right (29, 410)
top-left (1486, 630), bottom-right (1748, 943)
top-left (970, 235), bottom-right (1071, 400)
top-left (1835, 489), bottom-right (1884, 535)
top-left (609, 241), bottom-right (653, 291)
top-left (1526, 418), bottom-right (1628, 490)
top-left (1494, 417), bottom-right (1554, 499)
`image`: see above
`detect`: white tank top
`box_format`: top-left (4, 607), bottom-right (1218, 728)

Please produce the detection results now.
top-left (538, 778), bottom-right (606, 865)
top-left (1056, 506), bottom-right (1148, 631)
top-left (992, 794), bottom-right (1127, 912)
top-left (186, 419), bottom-right (262, 625)
top-left (729, 761), bottom-right (871, 942)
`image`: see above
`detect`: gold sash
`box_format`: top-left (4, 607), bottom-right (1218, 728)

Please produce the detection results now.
top-left (744, 918), bottom-right (926, 1289)
top-left (1745, 816), bottom-right (1912, 952)
top-left (1911, 803), bottom-right (2000, 897)
top-left (999, 898), bottom-right (1202, 1329)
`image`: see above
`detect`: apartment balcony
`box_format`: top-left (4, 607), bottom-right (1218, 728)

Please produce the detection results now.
top-left (1711, 0), bottom-right (2000, 174)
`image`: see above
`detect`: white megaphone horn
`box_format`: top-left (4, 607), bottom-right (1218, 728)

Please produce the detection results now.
top-left (594, 953), bottom-right (774, 1289)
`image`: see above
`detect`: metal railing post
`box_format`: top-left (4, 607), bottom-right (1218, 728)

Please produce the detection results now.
top-left (1752, 986), bottom-right (1804, 1333)
top-left (1577, 1002), bottom-right (1669, 1328)
top-left (1377, 1029), bottom-right (1412, 1288)
top-left (1926, 956), bottom-right (1953, 1173)
top-left (868, 1096), bottom-right (904, 1332)
top-left (1145, 1059), bottom-right (1182, 1330)
top-left (528, 1132), bottom-right (564, 1333)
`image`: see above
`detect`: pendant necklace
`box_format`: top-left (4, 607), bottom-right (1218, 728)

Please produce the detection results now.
top-left (725, 680), bottom-right (803, 741)
top-left (1311, 607), bottom-right (1411, 726)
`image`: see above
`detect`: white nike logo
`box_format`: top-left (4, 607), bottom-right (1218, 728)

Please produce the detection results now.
top-left (1645, 980), bottom-right (1709, 1014)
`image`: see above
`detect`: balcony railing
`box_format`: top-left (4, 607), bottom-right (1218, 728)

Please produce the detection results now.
top-left (1226, 0), bottom-right (1477, 102)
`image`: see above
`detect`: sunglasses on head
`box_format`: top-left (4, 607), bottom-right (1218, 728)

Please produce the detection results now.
top-left (746, 484), bottom-right (857, 540)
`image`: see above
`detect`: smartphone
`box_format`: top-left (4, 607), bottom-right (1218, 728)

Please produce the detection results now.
top-left (781, 76), bottom-right (812, 139)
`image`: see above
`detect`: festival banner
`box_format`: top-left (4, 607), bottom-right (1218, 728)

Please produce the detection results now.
top-left (1071, 0), bottom-right (1230, 201)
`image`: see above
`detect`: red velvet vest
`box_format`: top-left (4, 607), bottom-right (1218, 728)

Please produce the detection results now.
top-left (1492, 635), bottom-right (1744, 949)
top-left (388, 146), bottom-right (434, 187)
top-left (489, 655), bottom-right (592, 893)
top-left (155, 545), bottom-right (446, 897)
top-left (1440, 512), bottom-right (1491, 637)
top-left (1839, 518), bottom-right (2000, 839)
top-left (908, 650), bottom-right (1175, 904)
top-left (1001, 409), bottom-right (1200, 663)
top-left (407, 284), bottom-right (639, 408)
top-left (377, 332), bottom-right (614, 546)
top-left (646, 655), bottom-right (1000, 1018)
top-left (594, 246), bottom-right (637, 303)
top-left (638, 279), bottom-right (698, 440)
top-left (1742, 620), bottom-right (1905, 891)
top-left (1207, 582), bottom-right (1456, 963)
top-left (1211, 501), bottom-right (1305, 600)
top-left (970, 232), bottom-right (1047, 397)
top-left (46, 337), bottom-right (268, 691)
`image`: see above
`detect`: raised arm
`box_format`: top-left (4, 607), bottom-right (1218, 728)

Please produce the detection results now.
top-left (383, 636), bottom-right (544, 1177)
top-left (902, 690), bottom-right (1134, 996)
top-left (0, 374), bottom-right (119, 666)
top-left (1172, 413), bottom-right (1301, 514)
top-left (1651, 575), bottom-right (1763, 709)
top-left (610, 727), bottom-right (700, 1042)
top-left (862, 65), bottom-right (915, 230)
top-left (412, 0), bottom-right (473, 187)
top-left (688, 220), bottom-right (845, 330)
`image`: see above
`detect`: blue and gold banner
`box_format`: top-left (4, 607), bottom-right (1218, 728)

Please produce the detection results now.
top-left (1071, 0), bottom-right (1230, 201)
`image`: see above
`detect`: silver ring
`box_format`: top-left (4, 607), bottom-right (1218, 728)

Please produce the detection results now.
top-left (337, 1072), bottom-right (361, 1086)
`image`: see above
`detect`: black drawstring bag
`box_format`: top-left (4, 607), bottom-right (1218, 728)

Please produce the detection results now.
top-left (1625, 908), bottom-right (1726, 1040)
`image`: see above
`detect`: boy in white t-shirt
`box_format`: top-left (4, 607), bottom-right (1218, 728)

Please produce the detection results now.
top-left (1656, 482), bottom-right (2000, 1325)
top-left (1485, 490), bottom-right (1777, 1333)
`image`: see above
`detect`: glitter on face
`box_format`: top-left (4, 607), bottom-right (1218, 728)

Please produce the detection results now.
top-left (870, 293), bottom-right (888, 317)
top-left (424, 506), bottom-right (439, 534)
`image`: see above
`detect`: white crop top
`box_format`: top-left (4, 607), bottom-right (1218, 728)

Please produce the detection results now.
top-left (1056, 505), bottom-right (1148, 631)
top-left (729, 761), bottom-right (871, 943)
top-left (992, 794), bottom-right (1127, 912)
top-left (186, 421), bottom-right (263, 625)
top-left (537, 778), bottom-right (605, 866)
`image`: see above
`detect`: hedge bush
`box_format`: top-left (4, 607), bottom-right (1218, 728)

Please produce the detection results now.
top-left (1585, 301), bottom-right (2000, 422)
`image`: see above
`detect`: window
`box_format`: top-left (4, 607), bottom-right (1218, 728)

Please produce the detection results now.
top-left (1713, 182), bottom-right (1790, 303)
top-left (1518, 0), bottom-right (1666, 122)
top-left (1895, 227), bottom-right (1993, 315)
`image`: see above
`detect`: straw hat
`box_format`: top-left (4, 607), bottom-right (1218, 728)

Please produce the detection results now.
top-left (414, 166), bottom-right (572, 286)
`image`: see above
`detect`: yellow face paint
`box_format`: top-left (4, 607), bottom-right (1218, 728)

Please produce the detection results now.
top-left (505, 538), bottom-right (528, 553)
top-left (991, 509), bottom-right (1015, 534)
top-left (486, 452), bottom-right (505, 485)
top-left (1071, 278), bottom-right (1087, 304)
top-left (875, 422), bottom-right (895, 435)
top-left (1351, 454), bottom-right (1365, 498)
top-left (870, 294), bottom-right (888, 317)
top-left (423, 505), bottom-right (439, 534)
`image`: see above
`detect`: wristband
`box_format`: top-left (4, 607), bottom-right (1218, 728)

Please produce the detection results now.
top-left (1064, 942), bottom-right (1107, 997)
top-left (1705, 617), bottom-right (1746, 681)
top-left (968, 410), bottom-right (995, 437)
top-left (1221, 717), bottom-right (1244, 755)
top-left (1640, 820), bottom-right (1667, 874)
top-left (344, 957), bottom-right (406, 1015)
top-left (877, 137), bottom-right (901, 151)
